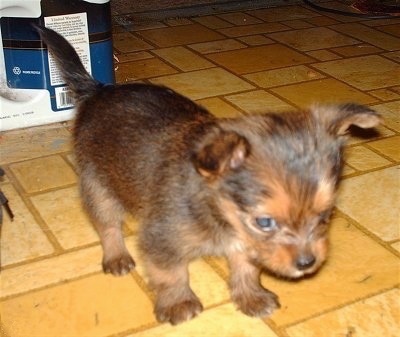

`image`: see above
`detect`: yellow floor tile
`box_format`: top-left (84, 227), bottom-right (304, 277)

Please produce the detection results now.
top-left (0, 171), bottom-right (10, 184)
top-left (113, 32), bottom-right (153, 53)
top-left (218, 22), bottom-right (289, 37)
top-left (115, 51), bottom-right (154, 63)
top-left (217, 12), bottom-right (262, 25)
top-left (391, 242), bottom-right (400, 253)
top-left (123, 21), bottom-right (167, 32)
top-left (373, 101), bottom-right (400, 132)
top-left (164, 18), bottom-right (193, 27)
top-left (286, 289), bottom-right (400, 337)
top-left (196, 97), bottom-right (241, 118)
top-left (112, 25), bottom-right (126, 34)
top-left (383, 51), bottom-right (400, 63)
top-left (136, 24), bottom-right (224, 47)
top-left (10, 155), bottom-right (77, 193)
top-left (368, 136), bottom-right (400, 162)
top-left (225, 90), bottom-right (293, 113)
top-left (318, 1), bottom-right (378, 23)
top-left (127, 303), bottom-right (278, 337)
top-left (331, 44), bottom-right (383, 57)
top-left (30, 186), bottom-right (98, 249)
top-left (237, 34), bottom-right (275, 46)
top-left (270, 78), bottom-right (377, 108)
top-left (362, 18), bottom-right (396, 27)
top-left (305, 16), bottom-right (339, 26)
top-left (149, 68), bottom-right (254, 100)
top-left (248, 6), bottom-right (319, 22)
top-left (204, 256), bottom-right (229, 278)
top-left (313, 55), bottom-right (400, 91)
top-left (282, 20), bottom-right (313, 29)
top-left (390, 86), bottom-right (400, 95)
top-left (1, 184), bottom-right (54, 267)
top-left (188, 260), bottom-right (231, 308)
top-left (342, 164), bottom-right (357, 176)
top-left (206, 44), bottom-right (313, 75)
top-left (189, 39), bottom-right (246, 54)
top-left (124, 213), bottom-right (140, 233)
top-left (0, 124), bottom-right (71, 164)
top-left (2, 245), bottom-right (103, 298)
top-left (1, 274), bottom-right (156, 337)
top-left (331, 23), bottom-right (400, 51)
top-left (269, 27), bottom-right (359, 51)
top-left (192, 15), bottom-right (233, 29)
top-left (244, 65), bottom-right (325, 88)
top-left (306, 49), bottom-right (342, 61)
top-left (115, 58), bottom-right (178, 82)
top-left (1, 236), bottom-right (140, 300)
top-left (345, 146), bottom-right (391, 171)
top-left (369, 88), bottom-right (400, 101)
top-left (336, 166), bottom-right (400, 241)
top-left (377, 21), bottom-right (400, 32)
top-left (153, 46), bottom-right (214, 71)
top-left (65, 153), bottom-right (76, 168)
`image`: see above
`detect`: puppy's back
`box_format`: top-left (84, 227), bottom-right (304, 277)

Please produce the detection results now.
top-left (35, 25), bottom-right (217, 213)
top-left (74, 83), bottom-right (216, 212)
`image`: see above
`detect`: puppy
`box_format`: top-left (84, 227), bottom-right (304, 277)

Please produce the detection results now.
top-left (35, 26), bottom-right (381, 325)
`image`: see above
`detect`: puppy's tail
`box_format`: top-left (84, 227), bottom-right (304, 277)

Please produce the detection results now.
top-left (34, 25), bottom-right (100, 101)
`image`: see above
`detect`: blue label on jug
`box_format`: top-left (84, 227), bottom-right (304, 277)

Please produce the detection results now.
top-left (3, 49), bottom-right (47, 89)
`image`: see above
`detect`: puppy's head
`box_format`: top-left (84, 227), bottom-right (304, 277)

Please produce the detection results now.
top-left (193, 103), bottom-right (381, 279)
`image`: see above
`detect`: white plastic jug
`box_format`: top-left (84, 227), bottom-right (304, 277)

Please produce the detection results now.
top-left (0, 0), bottom-right (114, 131)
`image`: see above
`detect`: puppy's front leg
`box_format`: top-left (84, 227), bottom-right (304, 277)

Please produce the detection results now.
top-left (228, 252), bottom-right (280, 317)
top-left (145, 259), bottom-right (203, 325)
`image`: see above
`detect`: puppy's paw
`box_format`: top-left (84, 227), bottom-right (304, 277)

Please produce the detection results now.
top-left (233, 289), bottom-right (280, 318)
top-left (102, 253), bottom-right (135, 276)
top-left (155, 297), bottom-right (204, 325)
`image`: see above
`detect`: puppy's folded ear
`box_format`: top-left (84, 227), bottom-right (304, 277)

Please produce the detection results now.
top-left (193, 129), bottom-right (250, 178)
top-left (312, 103), bottom-right (382, 136)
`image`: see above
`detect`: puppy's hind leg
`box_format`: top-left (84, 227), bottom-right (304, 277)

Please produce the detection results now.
top-left (80, 169), bottom-right (135, 276)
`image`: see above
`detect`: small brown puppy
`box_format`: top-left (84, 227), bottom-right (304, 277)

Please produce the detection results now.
top-left (36, 26), bottom-right (381, 325)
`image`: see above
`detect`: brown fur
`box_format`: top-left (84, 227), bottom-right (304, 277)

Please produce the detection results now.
top-left (35, 25), bottom-right (382, 325)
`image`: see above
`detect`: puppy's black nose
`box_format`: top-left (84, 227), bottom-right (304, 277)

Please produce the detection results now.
top-left (296, 254), bottom-right (316, 271)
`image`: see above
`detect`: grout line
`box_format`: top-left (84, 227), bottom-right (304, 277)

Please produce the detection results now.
top-left (0, 239), bottom-right (101, 272)
top-left (340, 161), bottom-right (399, 180)
top-left (1, 166), bottom-right (64, 253)
top-left (363, 142), bottom-right (399, 164)
top-left (0, 270), bottom-right (104, 302)
top-left (3, 150), bottom-right (73, 167)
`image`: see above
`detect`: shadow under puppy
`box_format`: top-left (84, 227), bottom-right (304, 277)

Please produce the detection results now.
top-left (35, 25), bottom-right (381, 325)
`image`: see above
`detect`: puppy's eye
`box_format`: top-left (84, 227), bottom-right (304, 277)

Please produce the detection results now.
top-left (255, 217), bottom-right (278, 232)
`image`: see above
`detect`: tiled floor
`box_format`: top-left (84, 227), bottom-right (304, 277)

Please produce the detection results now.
top-left (1, 3), bottom-right (400, 337)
